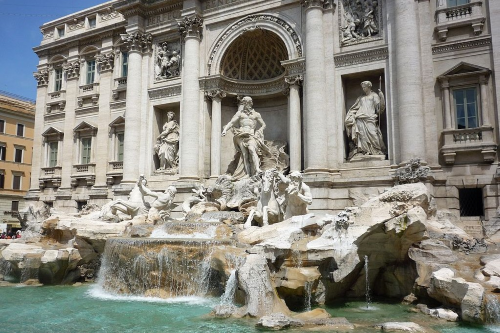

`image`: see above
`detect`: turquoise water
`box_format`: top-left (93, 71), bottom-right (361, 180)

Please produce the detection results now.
top-left (0, 285), bottom-right (498, 333)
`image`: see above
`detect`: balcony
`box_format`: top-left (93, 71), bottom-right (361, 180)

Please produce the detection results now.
top-left (112, 77), bottom-right (127, 100)
top-left (106, 161), bottom-right (123, 185)
top-left (440, 126), bottom-right (497, 164)
top-left (39, 166), bottom-right (62, 189)
top-left (435, 0), bottom-right (485, 41)
top-left (71, 163), bottom-right (96, 187)
top-left (77, 83), bottom-right (100, 108)
top-left (46, 90), bottom-right (66, 113)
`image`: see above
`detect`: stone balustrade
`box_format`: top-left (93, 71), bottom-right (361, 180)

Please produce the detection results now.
top-left (440, 126), bottom-right (497, 164)
top-left (435, 0), bottom-right (485, 41)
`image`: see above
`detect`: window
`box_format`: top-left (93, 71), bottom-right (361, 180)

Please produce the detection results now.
top-left (86, 60), bottom-right (96, 85)
top-left (49, 142), bottom-right (58, 167)
top-left (76, 200), bottom-right (87, 212)
top-left (88, 17), bottom-right (96, 28)
top-left (12, 175), bottom-right (21, 190)
top-left (447, 0), bottom-right (469, 7)
top-left (14, 148), bottom-right (23, 163)
top-left (11, 201), bottom-right (19, 212)
top-left (0, 120), bottom-right (4, 133)
top-left (81, 137), bottom-right (92, 164)
top-left (117, 133), bottom-right (124, 162)
top-left (0, 145), bottom-right (5, 161)
top-left (122, 52), bottom-right (129, 77)
top-left (17, 124), bottom-right (25, 137)
top-left (54, 68), bottom-right (63, 92)
top-left (57, 27), bottom-right (65, 38)
top-left (0, 173), bottom-right (4, 189)
top-left (453, 87), bottom-right (478, 129)
top-left (459, 188), bottom-right (484, 217)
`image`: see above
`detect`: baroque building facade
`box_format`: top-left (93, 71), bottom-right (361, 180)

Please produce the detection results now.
top-left (31, 0), bottom-right (500, 233)
top-left (0, 92), bottom-right (35, 230)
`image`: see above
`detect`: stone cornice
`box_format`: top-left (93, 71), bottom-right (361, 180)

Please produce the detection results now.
top-left (178, 15), bottom-right (203, 40)
top-left (34, 25), bottom-right (127, 56)
top-left (148, 84), bottom-right (182, 100)
top-left (432, 36), bottom-right (491, 55)
top-left (200, 74), bottom-right (287, 97)
top-left (334, 46), bottom-right (388, 68)
top-left (113, 0), bottom-right (181, 19)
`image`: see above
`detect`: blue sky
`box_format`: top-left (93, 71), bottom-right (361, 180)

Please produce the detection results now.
top-left (0, 0), bottom-right (105, 101)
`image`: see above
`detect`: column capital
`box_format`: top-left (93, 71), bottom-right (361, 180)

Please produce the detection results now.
top-left (479, 74), bottom-right (490, 85)
top-left (178, 15), bottom-right (203, 40)
top-left (285, 75), bottom-right (303, 87)
top-left (62, 60), bottom-right (81, 80)
top-left (33, 68), bottom-right (49, 87)
top-left (205, 89), bottom-right (226, 101)
top-left (95, 52), bottom-right (115, 73)
top-left (120, 32), bottom-right (153, 53)
top-left (301, 0), bottom-right (332, 10)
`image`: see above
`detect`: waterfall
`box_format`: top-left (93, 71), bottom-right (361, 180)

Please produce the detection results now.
top-left (98, 238), bottom-right (223, 298)
top-left (485, 294), bottom-right (500, 324)
top-left (304, 281), bottom-right (312, 312)
top-left (292, 243), bottom-right (302, 268)
top-left (220, 269), bottom-right (237, 306)
top-left (364, 255), bottom-right (372, 309)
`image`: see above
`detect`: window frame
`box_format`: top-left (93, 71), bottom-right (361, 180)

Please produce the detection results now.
top-left (57, 26), bottom-right (65, 38)
top-left (0, 171), bottom-right (4, 189)
top-left (0, 119), bottom-right (5, 133)
top-left (54, 67), bottom-right (63, 92)
top-left (48, 141), bottom-right (59, 167)
top-left (87, 16), bottom-right (97, 29)
top-left (80, 137), bottom-right (92, 165)
top-left (13, 147), bottom-right (24, 163)
top-left (11, 201), bottom-right (19, 212)
top-left (0, 144), bottom-right (6, 161)
top-left (452, 85), bottom-right (480, 129)
top-left (12, 173), bottom-right (22, 190)
top-left (86, 60), bottom-right (96, 85)
top-left (447, 0), bottom-right (470, 7)
top-left (122, 52), bottom-right (129, 78)
top-left (16, 123), bottom-right (25, 137)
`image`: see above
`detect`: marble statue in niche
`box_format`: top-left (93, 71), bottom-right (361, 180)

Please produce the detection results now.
top-left (345, 80), bottom-right (386, 161)
top-left (154, 111), bottom-right (179, 174)
top-left (155, 42), bottom-right (181, 80)
top-left (222, 96), bottom-right (271, 178)
top-left (341, 0), bottom-right (380, 45)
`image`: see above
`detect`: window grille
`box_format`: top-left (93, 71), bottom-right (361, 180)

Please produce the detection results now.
top-left (459, 188), bottom-right (484, 217)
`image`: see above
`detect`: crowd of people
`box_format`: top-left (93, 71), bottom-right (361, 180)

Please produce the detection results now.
top-left (0, 229), bottom-right (21, 239)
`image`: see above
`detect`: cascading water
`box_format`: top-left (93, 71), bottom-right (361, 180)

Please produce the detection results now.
top-left (364, 255), bottom-right (372, 309)
top-left (220, 269), bottom-right (237, 306)
top-left (485, 294), bottom-right (500, 324)
top-left (98, 238), bottom-right (225, 298)
top-left (304, 281), bottom-right (312, 312)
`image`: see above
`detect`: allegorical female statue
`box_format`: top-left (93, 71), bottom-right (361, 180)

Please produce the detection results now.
top-left (344, 81), bottom-right (386, 161)
top-left (154, 111), bottom-right (179, 173)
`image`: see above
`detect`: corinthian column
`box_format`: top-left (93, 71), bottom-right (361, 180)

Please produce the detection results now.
top-left (121, 32), bottom-right (152, 183)
top-left (285, 75), bottom-right (303, 172)
top-left (301, 0), bottom-right (329, 173)
top-left (394, 1), bottom-right (426, 162)
top-left (179, 15), bottom-right (203, 179)
top-left (205, 89), bottom-right (226, 177)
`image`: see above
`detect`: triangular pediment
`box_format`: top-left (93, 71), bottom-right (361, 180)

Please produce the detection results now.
top-left (73, 121), bottom-right (97, 133)
top-left (109, 115), bottom-right (125, 127)
top-left (440, 62), bottom-right (490, 77)
top-left (42, 126), bottom-right (64, 137)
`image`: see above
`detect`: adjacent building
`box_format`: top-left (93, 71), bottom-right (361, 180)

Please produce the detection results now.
top-left (0, 91), bottom-right (35, 232)
top-left (30, 0), bottom-right (500, 236)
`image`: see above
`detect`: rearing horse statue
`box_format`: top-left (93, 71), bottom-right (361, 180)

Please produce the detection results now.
top-left (244, 169), bottom-right (281, 228)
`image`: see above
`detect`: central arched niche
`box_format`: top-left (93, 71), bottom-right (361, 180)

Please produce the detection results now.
top-left (218, 29), bottom-right (290, 174)
top-left (220, 29), bottom-right (287, 81)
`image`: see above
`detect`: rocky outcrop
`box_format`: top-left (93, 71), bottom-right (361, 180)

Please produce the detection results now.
top-left (256, 313), bottom-right (304, 330)
top-left (375, 322), bottom-right (427, 332)
top-left (235, 254), bottom-right (290, 318)
top-left (428, 268), bottom-right (484, 323)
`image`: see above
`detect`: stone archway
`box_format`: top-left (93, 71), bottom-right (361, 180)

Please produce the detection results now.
top-left (208, 14), bottom-right (303, 76)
